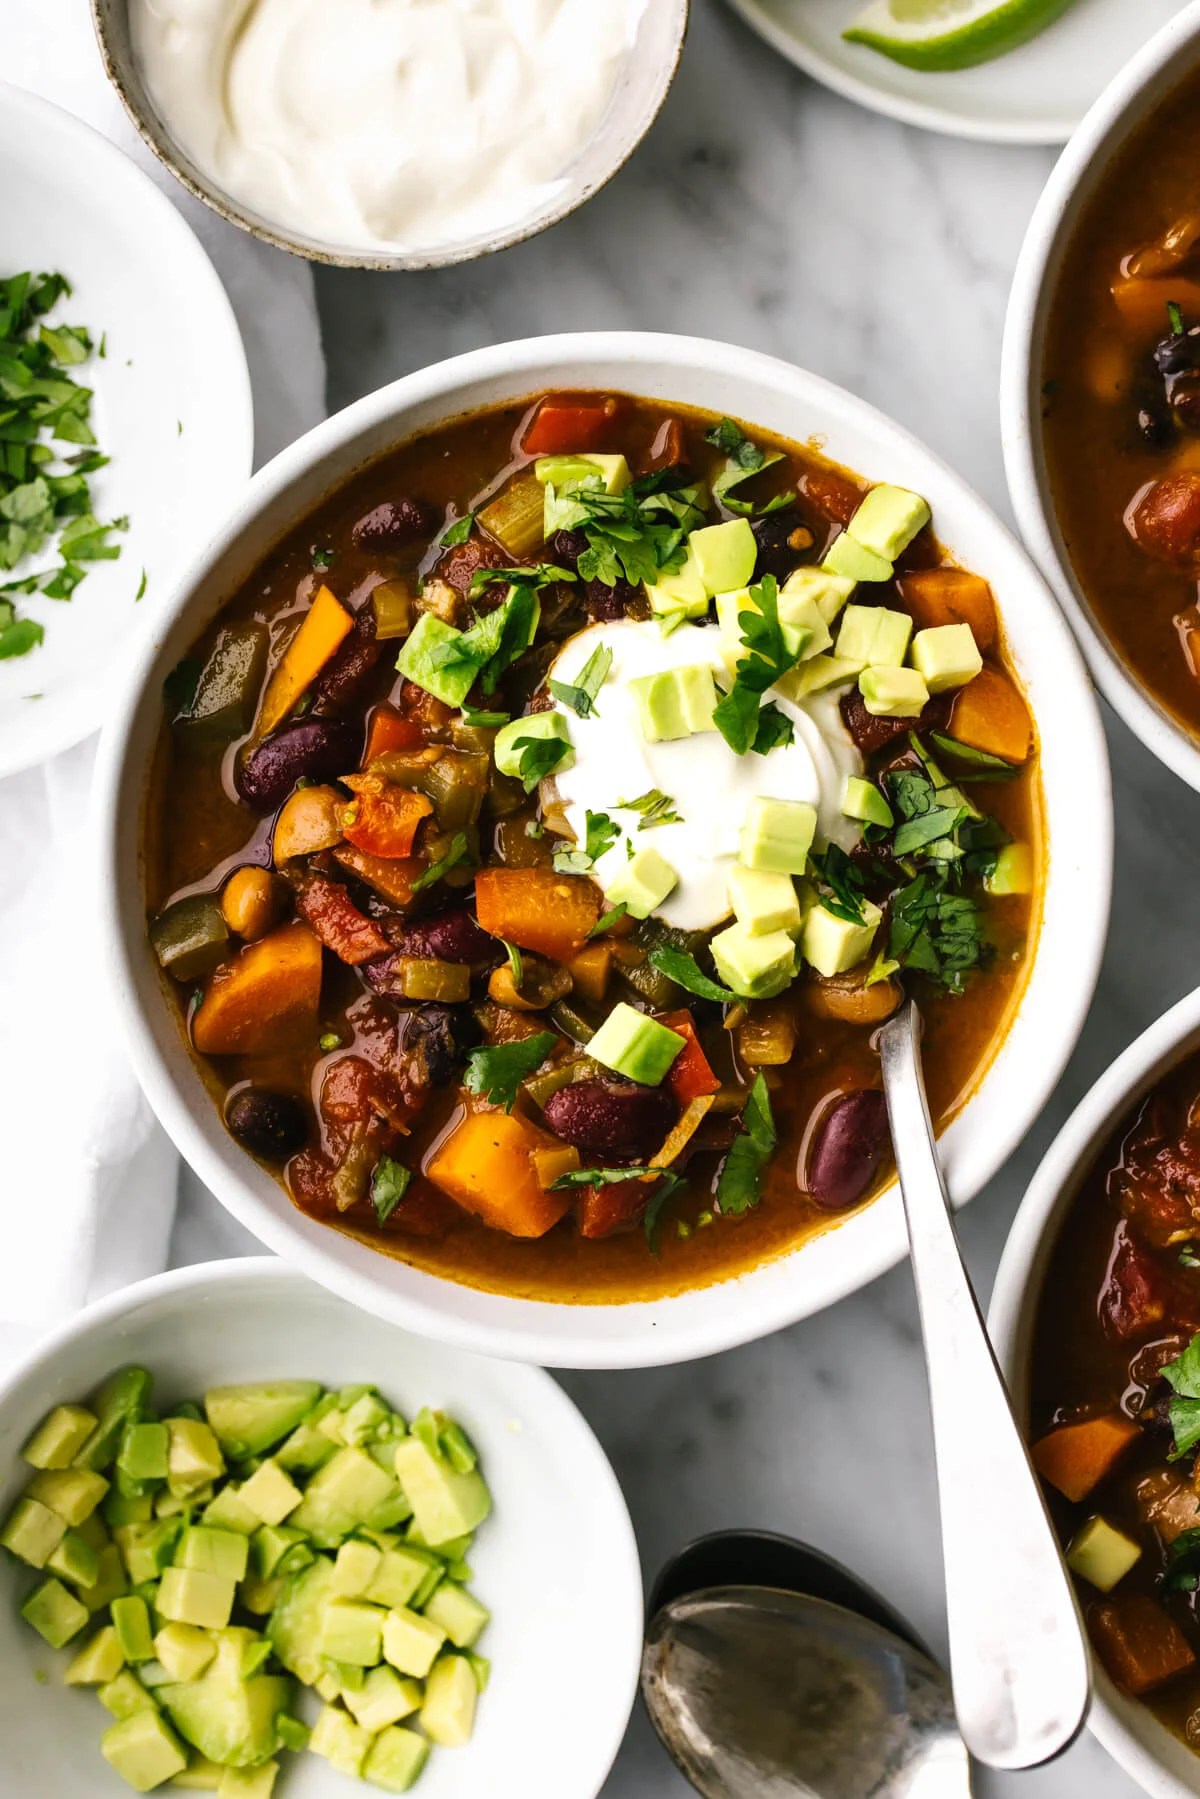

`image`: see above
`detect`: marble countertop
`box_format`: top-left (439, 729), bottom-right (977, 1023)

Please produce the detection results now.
top-left (172, 3), bottom-right (1200, 1793)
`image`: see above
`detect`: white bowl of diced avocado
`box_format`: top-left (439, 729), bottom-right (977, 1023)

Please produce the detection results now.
top-left (0, 1258), bottom-right (642, 1797)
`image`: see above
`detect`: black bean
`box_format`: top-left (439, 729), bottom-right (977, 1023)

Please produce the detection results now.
top-left (807, 1089), bottom-right (891, 1211)
top-left (751, 507), bottom-right (811, 582)
top-left (351, 498), bottom-right (438, 551)
top-left (225, 1087), bottom-right (308, 1161)
top-left (542, 1080), bottom-right (676, 1162)
top-left (236, 718), bottom-right (361, 811)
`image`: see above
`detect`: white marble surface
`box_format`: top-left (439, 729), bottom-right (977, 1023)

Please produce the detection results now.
top-left (169, 3), bottom-right (1200, 1793)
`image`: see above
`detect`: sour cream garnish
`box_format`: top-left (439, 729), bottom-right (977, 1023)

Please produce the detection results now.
top-left (548, 619), bottom-right (863, 932)
top-left (130, 0), bottom-right (647, 254)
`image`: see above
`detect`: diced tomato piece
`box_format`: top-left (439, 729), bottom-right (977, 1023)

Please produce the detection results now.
top-left (1100, 1224), bottom-right (1176, 1343)
top-left (521, 393), bottom-right (626, 456)
top-left (1031, 1412), bottom-right (1141, 1503)
top-left (364, 704), bottom-right (424, 764)
top-left (292, 872), bottom-right (392, 966)
top-left (578, 1176), bottom-right (654, 1240)
top-left (340, 774), bottom-right (432, 859)
top-left (1090, 1596), bottom-right (1197, 1696)
top-left (660, 1010), bottom-right (720, 1105)
top-left (378, 1178), bottom-right (462, 1239)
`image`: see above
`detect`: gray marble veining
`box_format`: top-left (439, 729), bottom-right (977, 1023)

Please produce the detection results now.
top-left (171, 2), bottom-right (1197, 1792)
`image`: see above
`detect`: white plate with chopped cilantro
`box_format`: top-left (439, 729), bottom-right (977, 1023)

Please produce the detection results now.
top-left (0, 84), bottom-right (251, 776)
top-left (724, 0), bottom-right (1187, 143)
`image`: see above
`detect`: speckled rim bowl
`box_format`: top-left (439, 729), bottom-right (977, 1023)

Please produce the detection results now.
top-left (95, 331), bottom-right (1113, 1371)
top-left (1001, 0), bottom-right (1200, 795)
top-left (0, 1256), bottom-right (644, 1798)
top-left (989, 984), bottom-right (1200, 1799)
top-left (89, 0), bottom-right (689, 271)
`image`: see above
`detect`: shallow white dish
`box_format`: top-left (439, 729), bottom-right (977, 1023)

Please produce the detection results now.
top-left (1002, 1), bottom-right (1200, 794)
top-left (96, 330), bottom-right (1112, 1370)
top-left (0, 83), bottom-right (251, 778)
top-left (0, 1257), bottom-right (642, 1798)
top-left (990, 986), bottom-right (1200, 1799)
top-left (725, 0), bottom-right (1187, 144)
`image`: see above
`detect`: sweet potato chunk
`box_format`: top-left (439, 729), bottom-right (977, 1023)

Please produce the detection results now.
top-left (948, 666), bottom-right (1032, 764)
top-left (473, 868), bottom-right (602, 962)
top-left (257, 585), bottom-right (352, 738)
top-left (427, 1110), bottom-right (570, 1238)
top-left (333, 846), bottom-right (424, 909)
top-left (1032, 1413), bottom-right (1141, 1503)
top-left (1111, 275), bottom-right (1200, 343)
top-left (1089, 1596), bottom-right (1197, 1696)
top-left (897, 567), bottom-right (998, 652)
top-left (192, 922), bottom-right (322, 1057)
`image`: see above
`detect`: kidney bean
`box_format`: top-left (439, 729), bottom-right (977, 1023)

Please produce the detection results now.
top-left (312, 605), bottom-right (382, 717)
top-left (542, 1080), bottom-right (676, 1162)
top-left (807, 1089), bottom-right (891, 1211)
top-left (1128, 474), bottom-right (1200, 569)
top-left (351, 497), bottom-right (437, 551)
top-left (839, 688), bottom-right (951, 758)
top-left (225, 1087), bottom-right (308, 1161)
top-left (236, 718), bottom-right (361, 811)
top-left (369, 907), bottom-right (499, 972)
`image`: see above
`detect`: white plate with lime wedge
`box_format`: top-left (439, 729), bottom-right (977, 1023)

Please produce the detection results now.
top-left (724, 0), bottom-right (1188, 143)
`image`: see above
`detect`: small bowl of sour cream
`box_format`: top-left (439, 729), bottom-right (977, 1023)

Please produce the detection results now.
top-left (90, 0), bottom-right (689, 269)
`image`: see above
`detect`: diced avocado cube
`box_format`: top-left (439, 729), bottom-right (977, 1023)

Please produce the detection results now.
top-left (395, 613), bottom-right (478, 709)
top-left (104, 1490), bottom-right (155, 1529)
top-left (66, 1624), bottom-right (126, 1686)
top-left (423, 1581), bottom-right (490, 1649)
top-left (316, 1409), bottom-right (348, 1447)
top-left (716, 585), bottom-right (809, 666)
top-left (118, 1422), bottom-right (169, 1485)
top-left (100, 1669), bottom-right (158, 1720)
top-left (630, 664), bottom-right (718, 743)
top-left (84, 1543), bottom-right (130, 1613)
top-left (534, 451), bottom-right (630, 494)
top-left (2, 1494), bottom-right (68, 1567)
top-left (266, 1555), bottom-right (338, 1685)
top-left (156, 1484), bottom-right (212, 1520)
top-left (277, 1714), bottom-right (310, 1753)
top-left (847, 484), bottom-right (931, 561)
top-left (333, 1538), bottom-right (383, 1597)
top-left (159, 1667), bottom-right (292, 1771)
top-left (201, 1485), bottom-right (260, 1537)
top-left (313, 1672), bottom-right (340, 1704)
top-left (775, 653), bottom-right (861, 701)
top-left (203, 1381), bottom-right (321, 1461)
top-left (587, 1001), bottom-right (686, 1088)
top-left (493, 709), bottom-right (574, 790)
top-left (154, 1622), bottom-right (217, 1683)
top-left (823, 532), bottom-right (891, 585)
top-left (602, 847), bottom-right (679, 921)
top-left (251, 1524), bottom-right (309, 1581)
top-left (393, 1438), bottom-right (492, 1548)
top-left (364, 1546), bottom-right (436, 1611)
top-left (834, 603), bottom-right (912, 671)
top-left (688, 518), bottom-right (757, 596)
top-left (728, 865), bottom-right (803, 939)
top-left (985, 842), bottom-right (1034, 897)
top-left (137, 1658), bottom-right (172, 1689)
top-left (28, 1465), bottom-right (109, 1526)
top-left (166, 1420), bottom-right (225, 1497)
top-left (239, 1574), bottom-right (284, 1616)
top-left (802, 899), bottom-right (883, 978)
top-left (21, 1574), bottom-right (89, 1647)
top-left (909, 622), bottom-right (983, 694)
top-left (342, 1393), bottom-right (391, 1446)
top-left (173, 1755), bottom-right (224, 1790)
top-left (1066, 1515), bottom-right (1142, 1593)
top-left (710, 922), bottom-right (796, 1001)
top-left (318, 1598), bottom-right (386, 1666)
top-left (175, 1526), bottom-right (250, 1583)
top-left (645, 557), bottom-right (709, 624)
top-left (23, 1403), bottom-right (98, 1470)
top-left (842, 775), bottom-right (894, 829)
top-left (362, 1725), bottom-right (430, 1793)
top-left (780, 564), bottom-right (856, 626)
top-left (739, 796), bottom-right (816, 875)
top-left (216, 1763), bottom-right (278, 1799)
top-left (342, 1663), bottom-right (422, 1733)
top-left (76, 1509), bottom-right (111, 1551)
top-left (112, 1595), bottom-right (156, 1664)
top-left (778, 593), bottom-right (829, 663)
top-left (101, 1707), bottom-right (188, 1792)
top-left (75, 1368), bottom-right (154, 1472)
top-left (274, 1422), bottom-right (337, 1477)
top-left (309, 1703), bottom-right (371, 1777)
top-left (421, 1652), bottom-right (479, 1747)
top-left (116, 1519), bottom-right (181, 1586)
top-left (158, 1566), bottom-right (236, 1631)
top-left (381, 1605), bottom-right (447, 1678)
top-left (467, 1651), bottom-right (491, 1691)
top-left (236, 1462), bottom-right (301, 1529)
top-left (289, 1446), bottom-right (398, 1548)
top-left (858, 666), bottom-right (929, 719)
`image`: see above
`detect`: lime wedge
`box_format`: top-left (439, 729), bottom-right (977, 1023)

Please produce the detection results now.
top-left (843, 0), bottom-right (1077, 71)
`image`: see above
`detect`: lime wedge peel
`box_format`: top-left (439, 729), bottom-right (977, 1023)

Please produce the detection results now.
top-left (842, 0), bottom-right (1078, 72)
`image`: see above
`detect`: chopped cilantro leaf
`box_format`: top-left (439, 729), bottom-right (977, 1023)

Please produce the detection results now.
top-left (810, 844), bottom-right (867, 924)
top-left (716, 1075), bottom-right (776, 1215)
top-left (751, 700), bottom-right (794, 755)
top-left (464, 1031), bottom-right (557, 1112)
top-left (887, 869), bottom-right (987, 993)
top-left (1163, 1527), bottom-right (1200, 1593)
top-left (1162, 1333), bottom-right (1200, 1460)
top-left (619, 788), bottom-right (682, 829)
top-left (1168, 301), bottom-right (1186, 338)
top-left (513, 732), bottom-right (571, 792)
top-left (712, 576), bottom-right (795, 755)
top-left (553, 810), bottom-right (619, 874)
top-left (548, 641), bottom-right (613, 718)
top-left (470, 562), bottom-right (575, 595)
top-left (411, 831), bottom-right (472, 893)
top-left (589, 902), bottom-right (628, 937)
top-left (647, 946), bottom-right (736, 1004)
top-left (440, 513), bottom-right (475, 547)
top-left (371, 1155), bottom-right (412, 1226)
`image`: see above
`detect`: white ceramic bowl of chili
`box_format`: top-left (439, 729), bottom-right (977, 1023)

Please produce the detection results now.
top-left (96, 331), bottom-right (1112, 1369)
top-left (990, 984), bottom-right (1200, 1799)
top-left (1001, 0), bottom-right (1200, 796)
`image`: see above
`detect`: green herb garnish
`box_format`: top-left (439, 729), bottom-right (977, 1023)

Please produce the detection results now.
top-left (712, 575), bottom-right (795, 755)
top-left (887, 869), bottom-right (987, 992)
top-left (1164, 1527), bottom-right (1200, 1592)
top-left (716, 1075), bottom-right (777, 1215)
top-left (553, 810), bottom-right (619, 875)
top-left (411, 831), bottom-right (473, 893)
top-left (589, 902), bottom-right (628, 937)
top-left (464, 1031), bottom-right (557, 1112)
top-left (751, 700), bottom-right (794, 755)
top-left (461, 704), bottom-right (511, 728)
top-left (512, 732), bottom-right (571, 793)
top-left (647, 945), bottom-right (736, 1004)
top-left (927, 732), bottom-right (1020, 780)
top-left (544, 474), bottom-right (705, 589)
top-left (706, 418), bottom-right (795, 519)
top-left (810, 844), bottom-right (867, 924)
top-left (371, 1155), bottom-right (413, 1226)
top-left (470, 562), bottom-right (575, 595)
top-left (619, 788), bottom-right (682, 829)
top-left (502, 940), bottom-right (523, 988)
top-left (311, 545), bottom-right (334, 571)
top-left (548, 642), bottom-right (613, 718)
top-left (440, 513), bottom-right (475, 547)
top-left (1168, 301), bottom-right (1186, 338)
top-left (1161, 1333), bottom-right (1200, 1460)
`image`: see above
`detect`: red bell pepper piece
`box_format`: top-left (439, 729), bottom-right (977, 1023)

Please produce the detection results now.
top-left (364, 704), bottom-right (424, 764)
top-left (521, 393), bottom-right (625, 456)
top-left (660, 1010), bottom-right (720, 1105)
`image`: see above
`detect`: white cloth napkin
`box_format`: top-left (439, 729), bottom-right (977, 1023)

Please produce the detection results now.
top-left (0, 0), bottom-right (326, 1347)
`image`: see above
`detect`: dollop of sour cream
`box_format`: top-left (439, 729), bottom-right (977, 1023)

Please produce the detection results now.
top-left (548, 619), bottom-right (863, 932)
top-left (130, 0), bottom-right (647, 253)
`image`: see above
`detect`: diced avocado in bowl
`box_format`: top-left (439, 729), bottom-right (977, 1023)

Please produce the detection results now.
top-left (2, 1369), bottom-right (494, 1794)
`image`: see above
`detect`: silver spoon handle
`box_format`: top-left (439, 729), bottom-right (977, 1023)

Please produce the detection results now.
top-left (878, 1002), bottom-right (1091, 1771)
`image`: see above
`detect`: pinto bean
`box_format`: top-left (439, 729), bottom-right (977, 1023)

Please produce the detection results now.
top-left (312, 605), bottom-right (382, 717)
top-left (542, 1080), bottom-right (676, 1162)
top-left (1128, 475), bottom-right (1200, 570)
top-left (807, 1089), bottom-right (891, 1211)
top-left (236, 719), bottom-right (361, 812)
top-left (351, 497), bottom-right (437, 551)
top-left (225, 1087), bottom-right (308, 1161)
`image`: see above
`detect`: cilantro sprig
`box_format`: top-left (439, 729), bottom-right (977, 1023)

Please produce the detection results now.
top-left (548, 641), bottom-right (612, 718)
top-left (712, 576), bottom-right (796, 755)
top-left (647, 945), bottom-right (736, 1005)
top-left (619, 788), bottom-right (682, 830)
top-left (716, 1075), bottom-right (777, 1215)
top-left (705, 417), bottom-right (795, 519)
top-left (463, 1031), bottom-right (556, 1113)
top-left (553, 810), bottom-right (619, 875)
top-left (371, 1156), bottom-right (412, 1226)
top-left (1161, 1333), bottom-right (1200, 1460)
top-left (544, 472), bottom-right (705, 588)
top-left (411, 832), bottom-right (473, 894)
